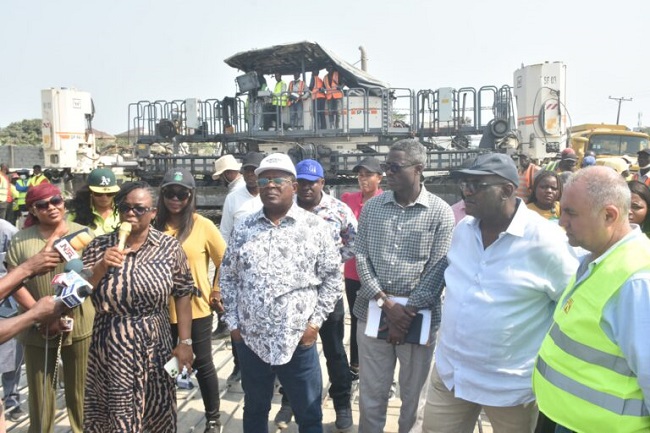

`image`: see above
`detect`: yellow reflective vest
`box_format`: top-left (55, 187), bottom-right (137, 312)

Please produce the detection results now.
top-left (272, 81), bottom-right (288, 106)
top-left (533, 234), bottom-right (650, 433)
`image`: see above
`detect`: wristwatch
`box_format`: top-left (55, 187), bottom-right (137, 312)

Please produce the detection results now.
top-left (376, 295), bottom-right (389, 308)
top-left (179, 338), bottom-right (193, 346)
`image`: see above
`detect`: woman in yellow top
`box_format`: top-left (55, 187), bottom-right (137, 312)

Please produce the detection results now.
top-left (527, 170), bottom-right (562, 222)
top-left (69, 168), bottom-right (120, 235)
top-left (154, 168), bottom-right (226, 433)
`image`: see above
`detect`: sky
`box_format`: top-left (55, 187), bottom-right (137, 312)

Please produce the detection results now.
top-left (2, 0), bottom-right (650, 135)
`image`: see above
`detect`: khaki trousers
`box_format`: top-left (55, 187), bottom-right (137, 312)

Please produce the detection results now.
top-left (357, 321), bottom-right (435, 433)
top-left (25, 337), bottom-right (90, 433)
top-left (422, 365), bottom-right (538, 433)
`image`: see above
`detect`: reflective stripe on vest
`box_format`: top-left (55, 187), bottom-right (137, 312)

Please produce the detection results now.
top-left (272, 81), bottom-right (288, 106)
top-left (536, 357), bottom-right (648, 417)
top-left (324, 71), bottom-right (343, 99)
top-left (310, 76), bottom-right (326, 99)
top-left (533, 234), bottom-right (650, 432)
top-left (16, 179), bottom-right (27, 206)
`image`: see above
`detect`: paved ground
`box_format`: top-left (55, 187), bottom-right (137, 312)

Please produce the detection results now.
top-left (5, 316), bottom-right (492, 433)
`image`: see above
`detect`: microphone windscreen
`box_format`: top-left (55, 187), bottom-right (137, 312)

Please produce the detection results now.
top-left (69, 231), bottom-right (93, 251)
top-left (64, 258), bottom-right (84, 273)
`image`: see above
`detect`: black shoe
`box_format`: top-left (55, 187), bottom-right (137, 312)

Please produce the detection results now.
top-left (226, 365), bottom-right (243, 393)
top-left (211, 323), bottom-right (230, 340)
top-left (274, 401), bottom-right (293, 429)
top-left (335, 405), bottom-right (353, 431)
top-left (6, 406), bottom-right (25, 422)
top-left (204, 420), bottom-right (222, 433)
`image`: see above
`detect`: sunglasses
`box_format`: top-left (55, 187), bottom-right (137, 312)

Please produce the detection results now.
top-left (117, 203), bottom-right (155, 217)
top-left (92, 191), bottom-right (116, 197)
top-left (33, 195), bottom-right (64, 211)
top-left (458, 180), bottom-right (506, 194)
top-left (162, 189), bottom-right (191, 201)
top-left (379, 162), bottom-right (417, 173)
top-left (257, 177), bottom-right (292, 188)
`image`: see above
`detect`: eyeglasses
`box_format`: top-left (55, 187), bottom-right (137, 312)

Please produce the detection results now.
top-left (92, 192), bottom-right (116, 197)
top-left (458, 180), bottom-right (507, 194)
top-left (33, 196), bottom-right (64, 211)
top-left (379, 162), bottom-right (417, 173)
top-left (257, 177), bottom-right (292, 188)
top-left (117, 203), bottom-right (155, 217)
top-left (162, 189), bottom-right (191, 201)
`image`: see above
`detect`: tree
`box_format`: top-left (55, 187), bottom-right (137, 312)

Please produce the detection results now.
top-left (0, 119), bottom-right (42, 145)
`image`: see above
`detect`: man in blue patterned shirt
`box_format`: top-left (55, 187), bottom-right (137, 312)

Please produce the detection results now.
top-left (220, 153), bottom-right (342, 433)
top-left (269, 159), bottom-right (357, 431)
top-left (353, 139), bottom-right (454, 432)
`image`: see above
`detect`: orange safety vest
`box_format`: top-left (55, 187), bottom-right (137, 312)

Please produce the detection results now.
top-left (310, 76), bottom-right (326, 99)
top-left (288, 80), bottom-right (305, 105)
top-left (324, 71), bottom-right (343, 100)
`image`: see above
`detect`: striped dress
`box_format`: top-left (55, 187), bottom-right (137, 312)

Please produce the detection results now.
top-left (82, 228), bottom-right (194, 433)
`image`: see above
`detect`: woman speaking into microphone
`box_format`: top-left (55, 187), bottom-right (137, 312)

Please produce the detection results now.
top-left (82, 181), bottom-right (194, 433)
top-left (6, 182), bottom-right (94, 433)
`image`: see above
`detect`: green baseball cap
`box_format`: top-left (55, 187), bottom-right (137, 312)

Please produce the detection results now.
top-left (88, 168), bottom-right (120, 193)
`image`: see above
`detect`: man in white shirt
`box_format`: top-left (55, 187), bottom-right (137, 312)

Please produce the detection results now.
top-left (219, 152), bottom-right (265, 243)
top-left (422, 153), bottom-right (578, 433)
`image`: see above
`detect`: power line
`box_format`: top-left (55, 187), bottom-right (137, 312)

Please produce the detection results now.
top-left (609, 96), bottom-right (633, 125)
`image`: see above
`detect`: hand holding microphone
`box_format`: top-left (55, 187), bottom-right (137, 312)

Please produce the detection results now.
top-left (108, 222), bottom-right (132, 275)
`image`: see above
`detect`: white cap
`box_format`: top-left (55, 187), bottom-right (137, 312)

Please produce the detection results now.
top-left (212, 154), bottom-right (241, 180)
top-left (254, 153), bottom-right (297, 177)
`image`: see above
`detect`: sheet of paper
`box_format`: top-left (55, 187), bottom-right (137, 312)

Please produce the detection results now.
top-left (365, 296), bottom-right (432, 345)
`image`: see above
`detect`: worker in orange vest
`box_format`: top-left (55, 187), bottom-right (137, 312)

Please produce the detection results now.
top-left (324, 66), bottom-right (343, 129)
top-left (310, 69), bottom-right (327, 130)
top-left (288, 73), bottom-right (307, 130)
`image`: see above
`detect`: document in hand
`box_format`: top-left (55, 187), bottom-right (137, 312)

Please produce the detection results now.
top-left (365, 297), bottom-right (432, 345)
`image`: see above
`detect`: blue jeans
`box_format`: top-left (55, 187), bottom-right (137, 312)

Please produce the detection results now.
top-left (555, 425), bottom-right (574, 433)
top-left (235, 339), bottom-right (323, 433)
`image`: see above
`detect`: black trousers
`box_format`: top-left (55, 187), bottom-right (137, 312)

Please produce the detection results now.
top-left (171, 315), bottom-right (220, 421)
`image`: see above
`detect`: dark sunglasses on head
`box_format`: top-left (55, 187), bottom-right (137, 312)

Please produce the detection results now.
top-left (92, 191), bottom-right (116, 197)
top-left (162, 189), bottom-right (191, 201)
top-left (379, 162), bottom-right (417, 173)
top-left (117, 203), bottom-right (155, 217)
top-left (33, 195), bottom-right (64, 211)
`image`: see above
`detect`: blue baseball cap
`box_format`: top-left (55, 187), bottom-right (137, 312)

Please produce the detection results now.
top-left (296, 159), bottom-right (324, 181)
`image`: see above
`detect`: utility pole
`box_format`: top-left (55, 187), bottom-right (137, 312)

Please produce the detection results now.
top-left (609, 96), bottom-right (633, 125)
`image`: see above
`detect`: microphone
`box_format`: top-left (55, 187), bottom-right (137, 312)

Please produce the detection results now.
top-left (52, 258), bottom-right (93, 309)
top-left (53, 228), bottom-right (93, 262)
top-left (109, 222), bottom-right (132, 275)
top-left (117, 222), bottom-right (132, 251)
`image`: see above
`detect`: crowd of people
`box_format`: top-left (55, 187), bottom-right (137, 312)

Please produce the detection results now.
top-left (0, 141), bottom-right (649, 433)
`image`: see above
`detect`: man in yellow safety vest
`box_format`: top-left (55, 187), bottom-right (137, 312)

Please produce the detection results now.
top-left (533, 166), bottom-right (650, 433)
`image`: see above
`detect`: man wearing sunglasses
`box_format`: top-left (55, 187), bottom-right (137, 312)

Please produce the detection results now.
top-left (422, 153), bottom-right (579, 433)
top-left (220, 153), bottom-right (341, 433)
top-left (353, 139), bottom-right (455, 433)
top-left (271, 159), bottom-right (357, 431)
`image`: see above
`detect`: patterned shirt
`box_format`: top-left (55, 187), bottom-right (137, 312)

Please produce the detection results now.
top-left (220, 203), bottom-right (342, 365)
top-left (353, 186), bottom-right (454, 330)
top-left (299, 192), bottom-right (357, 262)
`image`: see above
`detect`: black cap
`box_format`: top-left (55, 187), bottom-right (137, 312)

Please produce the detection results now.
top-left (161, 168), bottom-right (196, 189)
top-left (241, 152), bottom-right (266, 169)
top-left (353, 157), bottom-right (383, 174)
top-left (638, 149), bottom-right (650, 156)
top-left (452, 153), bottom-right (519, 186)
